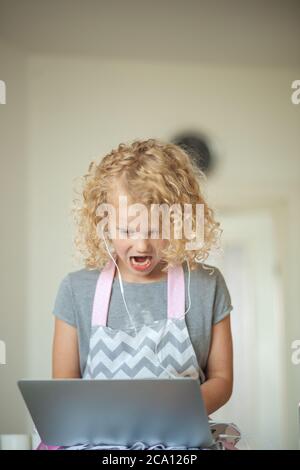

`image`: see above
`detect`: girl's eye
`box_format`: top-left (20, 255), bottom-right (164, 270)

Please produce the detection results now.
top-left (119, 228), bottom-right (136, 236)
top-left (118, 228), bottom-right (160, 237)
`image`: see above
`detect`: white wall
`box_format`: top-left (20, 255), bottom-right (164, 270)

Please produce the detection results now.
top-left (0, 47), bottom-right (299, 448)
top-left (25, 55), bottom-right (300, 448)
top-left (0, 40), bottom-right (29, 433)
top-left (209, 210), bottom-right (286, 449)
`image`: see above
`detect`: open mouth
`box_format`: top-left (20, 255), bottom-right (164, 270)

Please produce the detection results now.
top-left (129, 256), bottom-right (153, 271)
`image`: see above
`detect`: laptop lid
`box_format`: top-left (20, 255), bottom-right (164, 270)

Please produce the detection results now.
top-left (18, 378), bottom-right (214, 448)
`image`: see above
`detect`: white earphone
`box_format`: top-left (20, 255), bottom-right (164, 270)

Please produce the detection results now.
top-left (100, 227), bottom-right (192, 379)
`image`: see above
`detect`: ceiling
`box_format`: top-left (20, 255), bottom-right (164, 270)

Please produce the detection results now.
top-left (0, 0), bottom-right (299, 66)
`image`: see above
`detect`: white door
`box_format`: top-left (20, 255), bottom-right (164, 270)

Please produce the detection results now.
top-left (208, 210), bottom-right (285, 449)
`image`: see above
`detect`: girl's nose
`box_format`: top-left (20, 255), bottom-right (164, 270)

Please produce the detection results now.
top-left (134, 237), bottom-right (152, 252)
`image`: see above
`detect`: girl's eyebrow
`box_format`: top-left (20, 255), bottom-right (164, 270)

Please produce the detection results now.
top-left (116, 226), bottom-right (159, 234)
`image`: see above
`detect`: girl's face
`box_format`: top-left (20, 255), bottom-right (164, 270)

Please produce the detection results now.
top-left (106, 183), bottom-right (169, 283)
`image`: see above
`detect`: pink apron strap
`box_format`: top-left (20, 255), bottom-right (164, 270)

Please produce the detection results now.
top-left (35, 441), bottom-right (62, 450)
top-left (92, 259), bottom-right (185, 326)
top-left (167, 263), bottom-right (185, 319)
top-left (92, 259), bottom-right (116, 326)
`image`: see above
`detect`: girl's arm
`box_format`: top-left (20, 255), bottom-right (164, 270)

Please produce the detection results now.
top-left (200, 315), bottom-right (233, 415)
top-left (52, 317), bottom-right (81, 378)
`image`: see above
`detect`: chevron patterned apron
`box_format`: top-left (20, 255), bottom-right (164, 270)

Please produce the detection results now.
top-left (83, 259), bottom-right (203, 381)
top-left (36, 259), bottom-right (242, 449)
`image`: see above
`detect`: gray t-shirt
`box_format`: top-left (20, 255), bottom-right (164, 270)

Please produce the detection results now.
top-left (53, 263), bottom-right (233, 380)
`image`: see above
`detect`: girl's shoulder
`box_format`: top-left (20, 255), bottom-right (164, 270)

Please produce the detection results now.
top-left (67, 267), bottom-right (100, 281)
top-left (186, 262), bottom-right (223, 284)
top-left (188, 263), bottom-right (233, 322)
top-left (187, 262), bottom-right (232, 301)
top-left (65, 267), bottom-right (101, 291)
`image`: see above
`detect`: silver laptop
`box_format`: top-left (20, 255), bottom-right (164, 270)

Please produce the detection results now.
top-left (18, 378), bottom-right (214, 448)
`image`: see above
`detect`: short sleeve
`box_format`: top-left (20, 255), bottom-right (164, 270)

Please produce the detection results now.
top-left (52, 274), bottom-right (77, 327)
top-left (212, 268), bottom-right (233, 324)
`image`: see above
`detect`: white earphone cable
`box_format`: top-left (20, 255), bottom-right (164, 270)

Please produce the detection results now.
top-left (101, 228), bottom-right (138, 337)
top-left (101, 228), bottom-right (191, 379)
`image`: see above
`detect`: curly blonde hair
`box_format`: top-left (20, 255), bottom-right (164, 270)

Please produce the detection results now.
top-left (72, 138), bottom-right (222, 272)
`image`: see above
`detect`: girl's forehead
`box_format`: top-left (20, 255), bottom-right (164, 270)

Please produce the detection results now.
top-left (107, 177), bottom-right (130, 203)
top-left (107, 189), bottom-right (134, 207)
top-left (106, 178), bottom-right (160, 216)
top-left (106, 191), bottom-right (156, 226)
top-left (107, 180), bottom-right (142, 207)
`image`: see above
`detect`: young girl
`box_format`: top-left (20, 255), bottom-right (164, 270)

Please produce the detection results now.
top-left (40, 139), bottom-right (240, 450)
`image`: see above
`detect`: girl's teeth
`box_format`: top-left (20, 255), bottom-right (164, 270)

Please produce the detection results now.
top-left (131, 256), bottom-right (152, 266)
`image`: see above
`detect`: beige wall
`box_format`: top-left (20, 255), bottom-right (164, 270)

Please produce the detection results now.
top-left (26, 55), bottom-right (300, 447)
top-left (0, 40), bottom-right (29, 433)
top-left (1, 48), bottom-right (299, 447)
